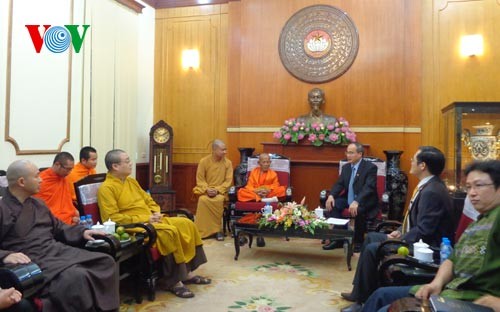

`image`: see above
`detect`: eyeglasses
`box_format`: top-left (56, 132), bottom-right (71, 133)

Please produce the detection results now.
top-left (465, 183), bottom-right (494, 193)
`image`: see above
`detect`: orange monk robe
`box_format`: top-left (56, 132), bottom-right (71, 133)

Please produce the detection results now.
top-left (34, 168), bottom-right (78, 224)
top-left (67, 162), bottom-right (97, 201)
top-left (237, 167), bottom-right (286, 202)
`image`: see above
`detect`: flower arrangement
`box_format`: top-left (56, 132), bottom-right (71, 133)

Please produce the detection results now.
top-left (272, 117), bottom-right (356, 147)
top-left (258, 202), bottom-right (329, 235)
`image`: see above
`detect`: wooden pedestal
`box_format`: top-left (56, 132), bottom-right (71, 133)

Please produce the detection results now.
top-left (151, 191), bottom-right (176, 213)
top-left (262, 142), bottom-right (370, 208)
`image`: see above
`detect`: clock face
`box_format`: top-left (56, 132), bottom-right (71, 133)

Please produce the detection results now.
top-left (153, 127), bottom-right (170, 144)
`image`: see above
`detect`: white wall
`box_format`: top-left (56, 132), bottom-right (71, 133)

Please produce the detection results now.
top-left (0, 0), bottom-right (154, 174)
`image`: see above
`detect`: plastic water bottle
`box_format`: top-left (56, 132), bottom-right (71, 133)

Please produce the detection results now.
top-left (85, 214), bottom-right (93, 229)
top-left (440, 237), bottom-right (453, 264)
top-left (79, 216), bottom-right (87, 228)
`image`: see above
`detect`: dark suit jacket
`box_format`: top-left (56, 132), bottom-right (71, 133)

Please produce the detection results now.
top-left (402, 176), bottom-right (453, 248)
top-left (330, 159), bottom-right (378, 219)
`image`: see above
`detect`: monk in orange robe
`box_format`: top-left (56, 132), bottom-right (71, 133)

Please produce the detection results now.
top-left (34, 152), bottom-right (79, 225)
top-left (67, 146), bottom-right (98, 201)
top-left (237, 153), bottom-right (286, 202)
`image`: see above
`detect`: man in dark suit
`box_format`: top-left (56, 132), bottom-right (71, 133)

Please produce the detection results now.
top-left (323, 142), bottom-right (378, 250)
top-left (340, 146), bottom-right (453, 312)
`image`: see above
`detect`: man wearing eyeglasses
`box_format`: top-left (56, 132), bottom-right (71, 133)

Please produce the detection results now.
top-left (34, 152), bottom-right (80, 225)
top-left (324, 142), bottom-right (378, 250)
top-left (340, 146), bottom-right (453, 312)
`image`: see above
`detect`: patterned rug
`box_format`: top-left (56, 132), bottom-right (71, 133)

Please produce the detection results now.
top-left (120, 236), bottom-right (357, 312)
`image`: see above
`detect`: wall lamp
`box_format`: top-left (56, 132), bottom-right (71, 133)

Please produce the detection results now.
top-left (460, 34), bottom-right (483, 57)
top-left (182, 49), bottom-right (200, 70)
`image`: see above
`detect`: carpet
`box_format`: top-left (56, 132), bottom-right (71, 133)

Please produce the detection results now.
top-left (120, 236), bottom-right (357, 312)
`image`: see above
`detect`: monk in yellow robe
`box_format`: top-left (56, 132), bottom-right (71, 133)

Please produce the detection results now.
top-left (34, 152), bottom-right (80, 225)
top-left (67, 146), bottom-right (98, 201)
top-left (237, 153), bottom-right (286, 201)
top-left (98, 149), bottom-right (209, 298)
top-left (192, 139), bottom-right (233, 240)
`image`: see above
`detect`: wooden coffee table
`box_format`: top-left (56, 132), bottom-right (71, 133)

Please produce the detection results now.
top-left (233, 222), bottom-right (355, 270)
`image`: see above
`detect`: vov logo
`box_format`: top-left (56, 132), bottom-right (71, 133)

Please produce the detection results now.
top-left (25, 25), bottom-right (90, 53)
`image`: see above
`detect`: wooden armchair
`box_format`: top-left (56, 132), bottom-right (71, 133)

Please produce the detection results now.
top-left (228, 154), bottom-right (293, 231)
top-left (74, 174), bottom-right (157, 302)
top-left (377, 194), bottom-right (474, 287)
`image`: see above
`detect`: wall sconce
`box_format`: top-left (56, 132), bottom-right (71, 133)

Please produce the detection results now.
top-left (182, 49), bottom-right (199, 70)
top-left (460, 34), bottom-right (483, 57)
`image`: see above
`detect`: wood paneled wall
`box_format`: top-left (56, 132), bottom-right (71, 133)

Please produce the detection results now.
top-left (422, 0), bottom-right (500, 148)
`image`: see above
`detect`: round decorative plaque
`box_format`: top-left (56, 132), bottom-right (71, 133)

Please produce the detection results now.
top-left (278, 5), bottom-right (359, 83)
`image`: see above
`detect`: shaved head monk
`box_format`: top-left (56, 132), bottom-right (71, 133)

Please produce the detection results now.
top-left (34, 152), bottom-right (79, 225)
top-left (68, 146), bottom-right (98, 201)
top-left (237, 153), bottom-right (286, 202)
top-left (193, 139), bottom-right (233, 241)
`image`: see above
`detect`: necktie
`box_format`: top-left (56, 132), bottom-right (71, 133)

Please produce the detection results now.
top-left (401, 186), bottom-right (419, 234)
top-left (348, 166), bottom-right (356, 204)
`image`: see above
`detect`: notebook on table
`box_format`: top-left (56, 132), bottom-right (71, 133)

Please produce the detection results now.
top-left (430, 295), bottom-right (493, 312)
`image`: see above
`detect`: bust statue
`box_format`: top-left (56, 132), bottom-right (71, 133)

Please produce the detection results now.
top-left (296, 88), bottom-right (337, 125)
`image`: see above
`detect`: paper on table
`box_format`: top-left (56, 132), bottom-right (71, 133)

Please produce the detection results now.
top-left (326, 218), bottom-right (350, 226)
top-left (261, 196), bottom-right (278, 203)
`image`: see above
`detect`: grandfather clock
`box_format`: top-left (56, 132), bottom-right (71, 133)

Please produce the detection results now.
top-left (149, 120), bottom-right (175, 212)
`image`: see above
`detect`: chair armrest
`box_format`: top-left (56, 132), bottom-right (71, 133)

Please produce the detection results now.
top-left (376, 239), bottom-right (410, 260)
top-left (375, 220), bottom-right (402, 233)
top-left (121, 222), bottom-right (157, 249)
top-left (228, 186), bottom-right (237, 202)
top-left (0, 263), bottom-right (44, 298)
top-left (164, 209), bottom-right (194, 221)
top-left (378, 254), bottom-right (439, 284)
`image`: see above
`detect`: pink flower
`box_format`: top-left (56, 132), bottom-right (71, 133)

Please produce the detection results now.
top-left (308, 134), bottom-right (317, 141)
top-left (318, 134), bottom-right (325, 140)
top-left (335, 128), bottom-right (340, 133)
top-left (315, 126), bottom-right (321, 131)
top-left (283, 133), bottom-right (291, 140)
top-left (257, 306), bottom-right (275, 312)
top-left (292, 126), bottom-right (298, 131)
top-left (311, 123), bottom-right (318, 129)
top-left (327, 124), bottom-right (335, 131)
top-left (329, 133), bottom-right (338, 141)
top-left (273, 132), bottom-right (282, 139)
top-left (341, 127), bottom-right (348, 132)
top-left (298, 134), bottom-right (304, 140)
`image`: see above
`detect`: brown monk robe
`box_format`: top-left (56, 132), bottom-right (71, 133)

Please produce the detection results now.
top-left (34, 152), bottom-right (79, 225)
top-left (0, 160), bottom-right (119, 312)
top-left (237, 153), bottom-right (286, 202)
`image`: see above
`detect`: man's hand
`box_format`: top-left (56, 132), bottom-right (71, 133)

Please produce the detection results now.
top-left (2, 252), bottom-right (31, 265)
top-left (0, 288), bottom-right (22, 309)
top-left (387, 230), bottom-right (402, 239)
top-left (83, 229), bottom-right (107, 241)
top-left (325, 195), bottom-right (335, 211)
top-left (206, 188), bottom-right (218, 198)
top-left (349, 201), bottom-right (359, 217)
top-left (415, 283), bottom-right (442, 300)
top-left (474, 295), bottom-right (500, 312)
top-left (72, 216), bottom-right (81, 225)
top-left (148, 212), bottom-right (163, 223)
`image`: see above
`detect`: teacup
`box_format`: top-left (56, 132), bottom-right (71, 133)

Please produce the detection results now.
top-left (103, 219), bottom-right (116, 234)
top-left (91, 222), bottom-right (104, 231)
top-left (261, 204), bottom-right (273, 215)
top-left (314, 207), bottom-right (324, 218)
top-left (414, 247), bottom-right (434, 262)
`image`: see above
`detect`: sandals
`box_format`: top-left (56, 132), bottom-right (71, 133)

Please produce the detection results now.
top-left (169, 285), bottom-right (195, 298)
top-left (183, 275), bottom-right (212, 285)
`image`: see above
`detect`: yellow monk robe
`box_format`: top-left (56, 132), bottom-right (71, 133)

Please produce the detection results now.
top-left (34, 168), bottom-right (78, 224)
top-left (67, 162), bottom-right (97, 201)
top-left (192, 155), bottom-right (233, 238)
top-left (97, 173), bottom-right (202, 264)
top-left (237, 167), bottom-right (286, 201)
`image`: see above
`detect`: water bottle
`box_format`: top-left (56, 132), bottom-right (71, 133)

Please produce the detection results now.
top-left (79, 216), bottom-right (87, 228)
top-left (85, 214), bottom-right (93, 229)
top-left (440, 237), bottom-right (453, 264)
